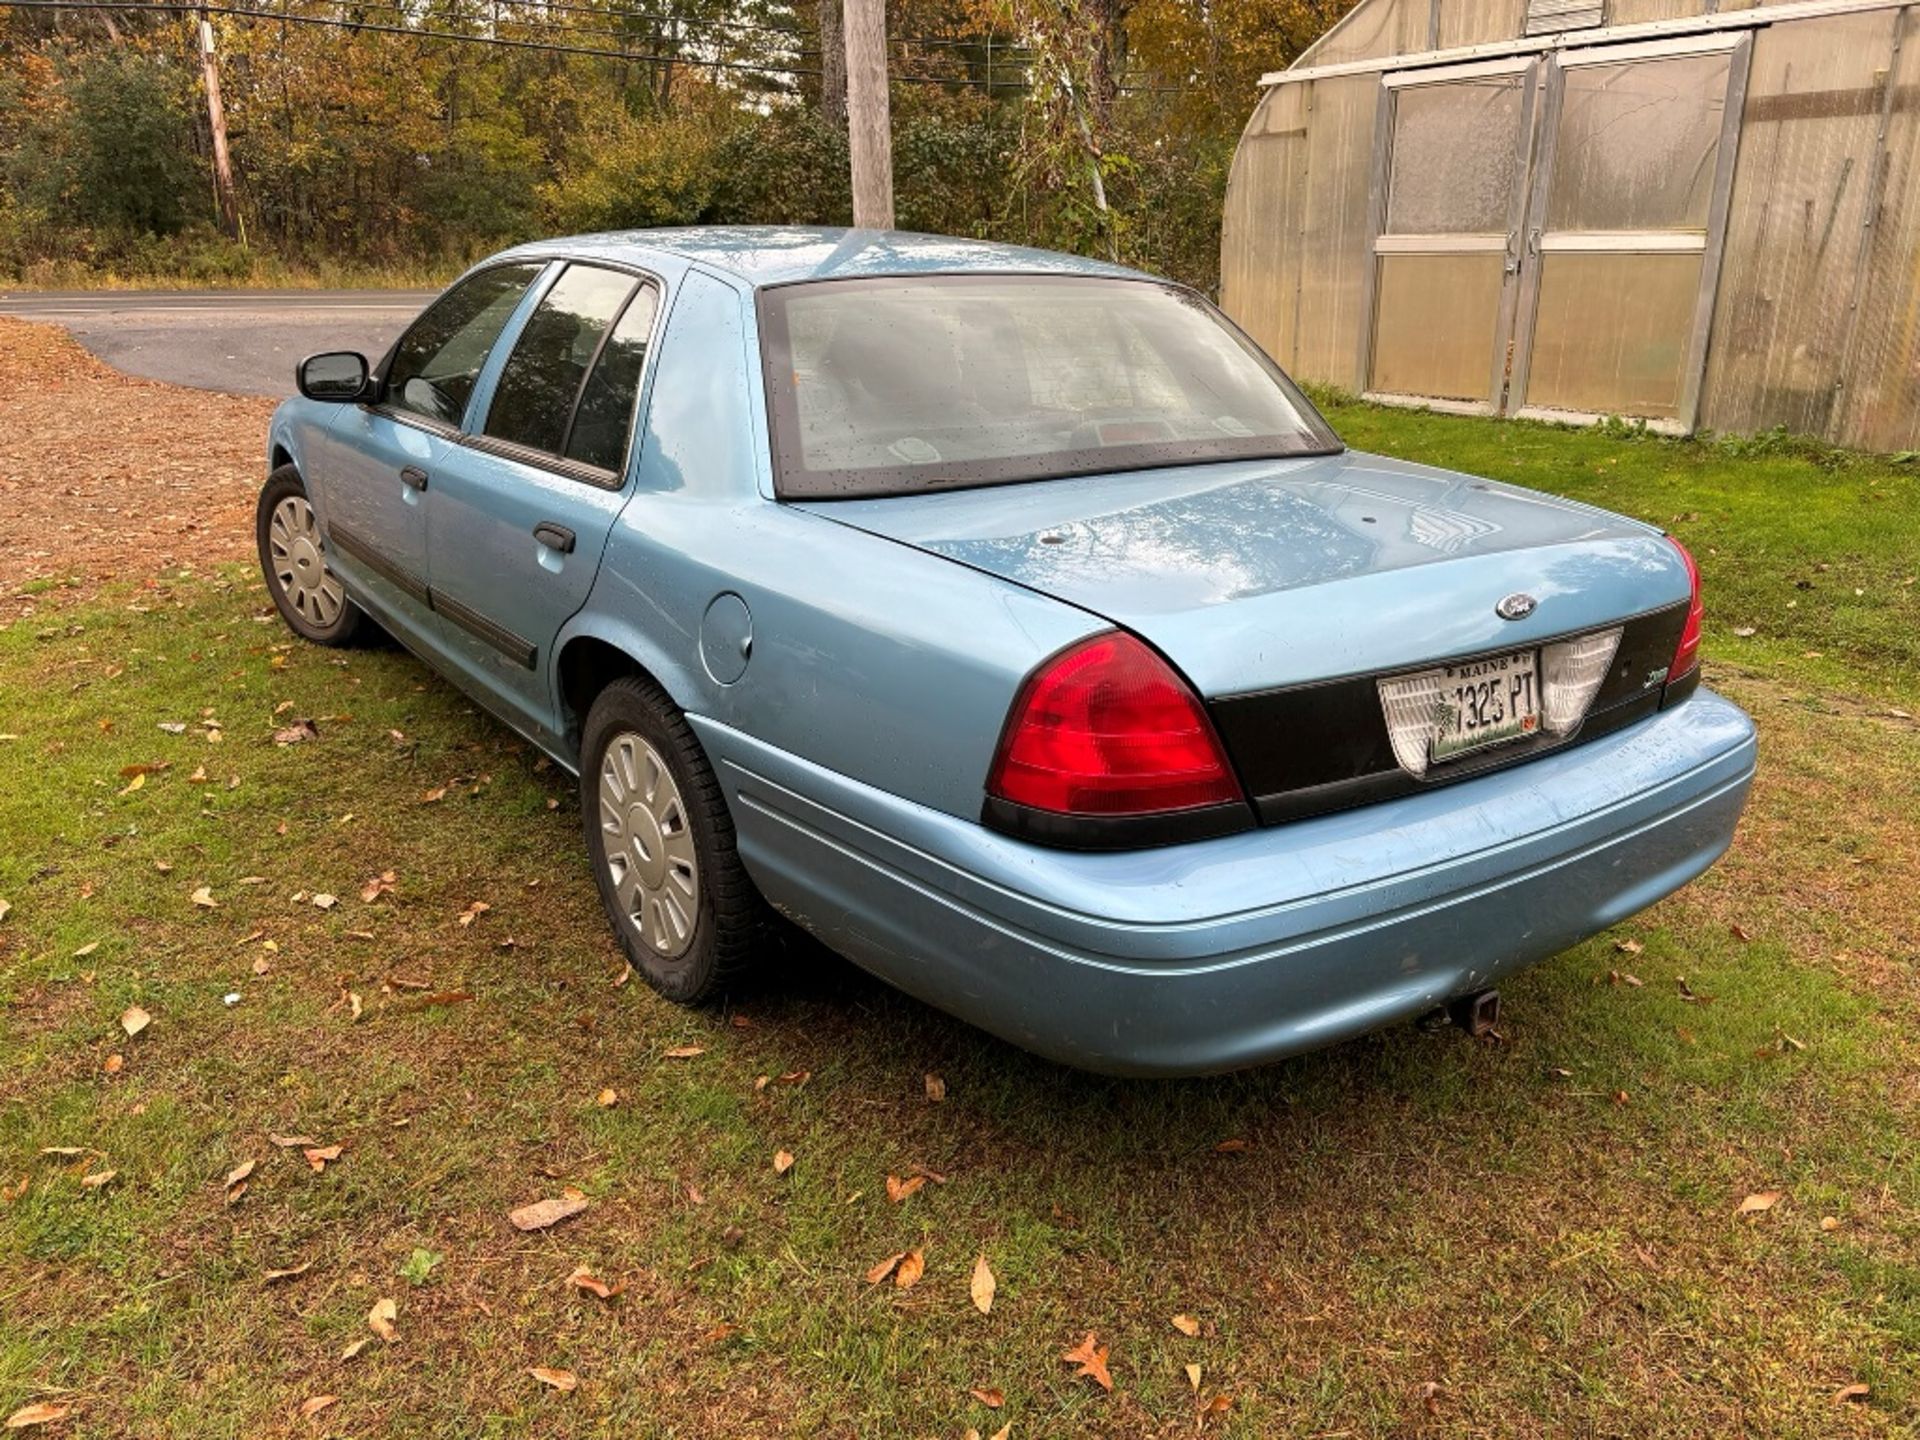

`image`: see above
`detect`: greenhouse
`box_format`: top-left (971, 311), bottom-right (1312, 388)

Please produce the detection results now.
top-left (1220, 0), bottom-right (1920, 450)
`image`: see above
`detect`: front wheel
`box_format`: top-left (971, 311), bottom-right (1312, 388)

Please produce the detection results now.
top-left (257, 464), bottom-right (366, 646)
top-left (581, 675), bottom-right (765, 1004)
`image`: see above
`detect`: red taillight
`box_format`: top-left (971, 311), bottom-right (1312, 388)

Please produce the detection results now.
top-left (1668, 535), bottom-right (1703, 682)
top-left (987, 633), bottom-right (1243, 815)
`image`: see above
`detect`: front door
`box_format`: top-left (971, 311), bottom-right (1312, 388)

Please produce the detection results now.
top-left (1364, 59), bottom-right (1540, 412)
top-left (1510, 37), bottom-right (1747, 428)
top-left (426, 263), bottom-right (663, 748)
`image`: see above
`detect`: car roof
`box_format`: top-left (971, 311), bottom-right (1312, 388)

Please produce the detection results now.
top-left (496, 226), bottom-right (1153, 289)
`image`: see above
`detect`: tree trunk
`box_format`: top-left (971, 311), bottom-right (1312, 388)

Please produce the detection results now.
top-left (818, 0), bottom-right (847, 130)
top-left (197, 9), bottom-right (242, 240)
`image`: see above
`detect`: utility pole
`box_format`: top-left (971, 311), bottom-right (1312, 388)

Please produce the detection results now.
top-left (197, 7), bottom-right (242, 239)
top-left (818, 0), bottom-right (846, 129)
top-left (843, 0), bottom-right (892, 229)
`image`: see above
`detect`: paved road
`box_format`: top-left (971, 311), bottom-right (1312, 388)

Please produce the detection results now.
top-left (0, 288), bottom-right (438, 397)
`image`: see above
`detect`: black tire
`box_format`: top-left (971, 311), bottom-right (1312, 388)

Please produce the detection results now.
top-left (257, 464), bottom-right (368, 647)
top-left (581, 674), bottom-right (765, 1004)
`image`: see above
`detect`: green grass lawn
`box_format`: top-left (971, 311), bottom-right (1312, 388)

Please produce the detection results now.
top-left (2, 407), bottom-right (1917, 1437)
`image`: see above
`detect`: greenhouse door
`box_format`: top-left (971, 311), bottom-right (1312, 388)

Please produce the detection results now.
top-left (1363, 59), bottom-right (1540, 412)
top-left (1508, 36), bottom-right (1750, 429)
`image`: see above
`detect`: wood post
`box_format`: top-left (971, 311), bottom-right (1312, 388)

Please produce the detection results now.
top-left (843, 0), bottom-right (892, 229)
top-left (197, 8), bottom-right (242, 239)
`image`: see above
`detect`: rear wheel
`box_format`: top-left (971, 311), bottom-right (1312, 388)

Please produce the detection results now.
top-left (581, 675), bottom-right (764, 1003)
top-left (257, 465), bottom-right (365, 646)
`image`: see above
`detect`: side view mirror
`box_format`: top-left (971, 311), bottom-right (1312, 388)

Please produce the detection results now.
top-left (296, 351), bottom-right (371, 403)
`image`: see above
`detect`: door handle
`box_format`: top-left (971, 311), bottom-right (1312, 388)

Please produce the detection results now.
top-left (533, 522), bottom-right (576, 554)
top-left (399, 465), bottom-right (429, 491)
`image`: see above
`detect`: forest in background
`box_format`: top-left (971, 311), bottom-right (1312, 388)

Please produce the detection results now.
top-left (0, 0), bottom-right (1346, 292)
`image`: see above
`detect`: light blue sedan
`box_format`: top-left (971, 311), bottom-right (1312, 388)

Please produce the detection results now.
top-left (260, 227), bottom-right (1756, 1076)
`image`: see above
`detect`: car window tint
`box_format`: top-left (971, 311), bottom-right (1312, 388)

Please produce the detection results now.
top-left (484, 265), bottom-right (637, 458)
top-left (563, 285), bottom-right (659, 472)
top-left (385, 264), bottom-right (540, 427)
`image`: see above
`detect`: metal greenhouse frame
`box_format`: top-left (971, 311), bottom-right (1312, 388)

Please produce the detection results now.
top-left (1222, 0), bottom-right (1920, 449)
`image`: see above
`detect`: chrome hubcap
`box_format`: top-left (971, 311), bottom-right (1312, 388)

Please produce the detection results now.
top-left (598, 732), bottom-right (699, 959)
top-left (268, 495), bottom-right (346, 629)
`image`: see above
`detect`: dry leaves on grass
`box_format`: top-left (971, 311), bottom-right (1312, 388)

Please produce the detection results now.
top-left (509, 1192), bottom-right (590, 1232)
top-left (773, 1149), bottom-right (795, 1175)
top-left (1738, 1191), bottom-right (1784, 1216)
top-left (969, 1387), bottom-right (1004, 1408)
top-left (1170, 1313), bottom-right (1200, 1337)
top-left (1185, 1363), bottom-right (1202, 1391)
top-left (970, 1255), bottom-right (996, 1315)
top-left (119, 1006), bottom-right (151, 1038)
top-left (4, 1402), bottom-right (72, 1429)
top-left (263, 1260), bottom-right (312, 1283)
top-left (79, 1169), bottom-right (115, 1189)
top-left (457, 900), bottom-right (490, 927)
top-left (962, 1427), bottom-right (1011, 1440)
top-left (359, 870), bottom-right (397, 903)
top-left (595, 1088), bottom-right (618, 1108)
top-left (366, 1297), bottom-right (398, 1342)
top-left (296, 1396), bottom-right (337, 1419)
top-left (303, 1144), bottom-right (343, 1173)
top-left (189, 886), bottom-right (218, 910)
top-left (529, 1367), bottom-right (577, 1392)
top-left (885, 1173), bottom-right (925, 1205)
top-left (924, 1072), bottom-right (946, 1102)
top-left (662, 1044), bottom-right (706, 1059)
top-left (865, 1248), bottom-right (925, 1289)
top-left (566, 1265), bottom-right (624, 1300)
top-left (1061, 1332), bottom-right (1113, 1392)
top-left (1835, 1383), bottom-right (1870, 1403)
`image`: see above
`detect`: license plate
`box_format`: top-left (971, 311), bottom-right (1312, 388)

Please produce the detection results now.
top-left (1427, 649), bottom-right (1541, 762)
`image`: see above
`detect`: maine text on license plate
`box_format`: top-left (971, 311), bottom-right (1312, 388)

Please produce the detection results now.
top-left (1430, 649), bottom-right (1540, 762)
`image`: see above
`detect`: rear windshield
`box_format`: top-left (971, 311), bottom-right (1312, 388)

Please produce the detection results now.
top-left (757, 275), bottom-right (1342, 498)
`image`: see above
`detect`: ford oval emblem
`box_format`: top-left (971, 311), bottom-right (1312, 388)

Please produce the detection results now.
top-left (1495, 592), bottom-right (1537, 621)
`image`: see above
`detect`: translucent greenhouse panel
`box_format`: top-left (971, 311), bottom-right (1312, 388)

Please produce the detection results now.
top-left (1386, 78), bottom-right (1525, 235)
top-left (1295, 0), bottom-right (1431, 69)
top-left (1295, 75), bottom-right (1380, 390)
top-left (1436, 0), bottom-right (1527, 48)
top-left (1221, 85), bottom-right (1310, 372)
top-left (1525, 253), bottom-right (1703, 418)
top-left (1547, 53), bottom-right (1730, 233)
top-left (1701, 12), bottom-right (1896, 438)
top-left (1602, 0), bottom-right (1710, 25)
top-left (1830, 11), bottom-right (1920, 452)
top-left (1370, 254), bottom-right (1505, 401)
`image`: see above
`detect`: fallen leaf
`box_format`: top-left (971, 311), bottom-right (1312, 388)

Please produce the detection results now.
top-left (103, 1054), bottom-right (123, 1075)
top-left (457, 900), bottom-right (490, 927)
top-left (596, 1088), bottom-right (618, 1108)
top-left (1614, 937), bottom-right (1644, 955)
top-left (225, 1159), bottom-right (255, 1191)
top-left (893, 1248), bottom-right (925, 1290)
top-left (1834, 1383), bottom-right (1870, 1403)
top-left (274, 719), bottom-right (319, 745)
top-left (0, 898), bottom-right (9, 922)
top-left (39, 1147), bottom-right (87, 1157)
top-left (612, 962), bottom-right (632, 988)
top-left (925, 1072), bottom-right (946, 1102)
top-left (969, 1387), bottom-right (1004, 1408)
top-left (264, 1260), bottom-right (312, 1282)
top-left (304, 1144), bottom-right (344, 1172)
top-left (359, 870), bottom-right (398, 903)
top-left (1738, 1190), bottom-right (1783, 1216)
top-left (773, 1149), bottom-right (795, 1175)
top-left (339, 1338), bottom-right (370, 1362)
top-left (189, 886), bottom-right (218, 909)
top-left (80, 1169), bottom-right (115, 1189)
top-left (252, 956), bottom-right (271, 976)
top-left (886, 1173), bottom-right (925, 1205)
top-left (662, 1045), bottom-right (706, 1059)
top-left (1213, 1138), bottom-right (1249, 1153)
top-left (118, 772), bottom-right (146, 796)
top-left (1171, 1313), bottom-right (1200, 1337)
top-left (345, 991), bottom-right (362, 1021)
top-left (1732, 625), bottom-right (1756, 637)
top-left (1061, 1331), bottom-right (1113, 1391)
top-left (366, 1296), bottom-right (398, 1343)
top-left (529, 1367), bottom-right (577, 1392)
top-left (1821, 1215), bottom-right (1842, 1232)
top-left (1612, 1090), bottom-right (1630, 1106)
top-left (1199, 1393), bottom-right (1233, 1422)
top-left (311, 893), bottom-right (337, 910)
top-left (779, 1069), bottom-right (811, 1086)
top-left (297, 1396), bottom-right (336, 1419)
top-left (4, 1403), bottom-right (72, 1429)
top-left (269, 1133), bottom-right (317, 1148)
top-left (1418, 1380), bottom-right (1444, 1414)
top-left (420, 786), bottom-right (447, 803)
top-left (566, 1265), bottom-right (624, 1299)
top-left (1731, 922), bottom-right (1754, 943)
top-left (509, 1194), bottom-right (591, 1232)
top-left (865, 1251), bottom-right (908, 1285)
top-left (412, 990), bottom-right (472, 1008)
top-left (987, 1427), bottom-right (1011, 1440)
top-left (971, 1254), bottom-right (996, 1314)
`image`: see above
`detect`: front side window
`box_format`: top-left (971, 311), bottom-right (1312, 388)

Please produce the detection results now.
top-left (384, 264), bottom-right (540, 427)
top-left (758, 275), bottom-right (1342, 499)
top-left (485, 264), bottom-right (651, 468)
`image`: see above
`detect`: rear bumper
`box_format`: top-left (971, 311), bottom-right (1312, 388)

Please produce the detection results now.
top-left (693, 690), bottom-right (1756, 1076)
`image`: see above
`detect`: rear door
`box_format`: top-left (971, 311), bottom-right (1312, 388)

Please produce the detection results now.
top-left (425, 262), bottom-right (663, 746)
top-left (311, 263), bottom-right (543, 647)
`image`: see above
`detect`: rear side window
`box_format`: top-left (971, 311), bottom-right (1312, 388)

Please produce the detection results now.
top-left (384, 264), bottom-right (539, 427)
top-left (484, 264), bottom-right (656, 473)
